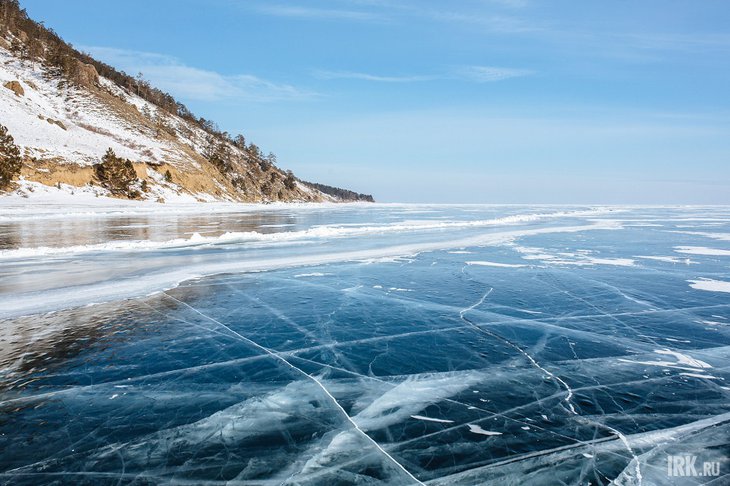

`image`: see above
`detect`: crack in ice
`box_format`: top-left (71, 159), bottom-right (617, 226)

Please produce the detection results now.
top-left (160, 292), bottom-right (426, 485)
top-left (458, 285), bottom-right (578, 415)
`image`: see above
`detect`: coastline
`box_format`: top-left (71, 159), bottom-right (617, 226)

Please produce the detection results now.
top-left (0, 179), bottom-right (378, 222)
top-left (0, 216), bottom-right (618, 319)
top-left (3, 182), bottom-right (727, 222)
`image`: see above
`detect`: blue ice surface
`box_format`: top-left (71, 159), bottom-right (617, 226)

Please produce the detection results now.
top-left (0, 205), bottom-right (728, 484)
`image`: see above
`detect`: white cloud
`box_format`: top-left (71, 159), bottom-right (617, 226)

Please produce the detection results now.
top-left (82, 46), bottom-right (315, 102)
top-left (313, 70), bottom-right (438, 83)
top-left (255, 5), bottom-right (382, 22)
top-left (456, 65), bottom-right (533, 82)
top-left (250, 2), bottom-right (536, 32)
top-left (313, 66), bottom-right (533, 83)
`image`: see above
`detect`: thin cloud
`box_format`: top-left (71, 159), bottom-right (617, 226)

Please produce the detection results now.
top-left (432, 11), bottom-right (540, 33)
top-left (313, 66), bottom-right (533, 83)
top-left (483, 0), bottom-right (530, 8)
top-left (456, 65), bottom-right (533, 82)
top-left (82, 46), bottom-right (316, 102)
top-left (250, 1), bottom-right (536, 32)
top-left (313, 70), bottom-right (438, 83)
top-left (255, 5), bottom-right (382, 22)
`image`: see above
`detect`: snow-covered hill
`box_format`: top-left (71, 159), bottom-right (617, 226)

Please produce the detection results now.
top-left (0, 42), bottom-right (338, 203)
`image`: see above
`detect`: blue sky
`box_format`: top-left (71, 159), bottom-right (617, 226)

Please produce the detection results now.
top-left (23, 0), bottom-right (730, 203)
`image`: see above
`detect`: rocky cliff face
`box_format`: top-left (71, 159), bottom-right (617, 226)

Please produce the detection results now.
top-left (0, 1), bottom-right (371, 203)
top-left (1, 46), bottom-right (337, 202)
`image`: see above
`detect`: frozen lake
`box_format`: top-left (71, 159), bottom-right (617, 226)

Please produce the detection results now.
top-left (0, 204), bottom-right (728, 484)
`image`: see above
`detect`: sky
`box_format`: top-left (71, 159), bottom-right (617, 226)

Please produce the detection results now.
top-left (22, 0), bottom-right (730, 203)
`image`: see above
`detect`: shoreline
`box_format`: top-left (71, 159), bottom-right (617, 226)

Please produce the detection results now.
top-left (0, 218), bottom-right (618, 319)
top-left (2, 182), bottom-right (728, 221)
top-left (0, 180), bottom-right (379, 221)
top-left (3, 189), bottom-right (728, 222)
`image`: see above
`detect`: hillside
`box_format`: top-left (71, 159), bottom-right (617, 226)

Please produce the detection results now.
top-left (0, 0), bottom-right (373, 203)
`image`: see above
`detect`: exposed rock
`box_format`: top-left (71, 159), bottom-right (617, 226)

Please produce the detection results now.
top-left (73, 60), bottom-right (99, 88)
top-left (3, 80), bottom-right (24, 96)
top-left (46, 118), bottom-right (67, 130)
top-left (0, 3), bottom-right (370, 203)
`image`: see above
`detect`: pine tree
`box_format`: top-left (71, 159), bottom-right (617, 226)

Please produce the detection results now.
top-left (94, 147), bottom-right (138, 198)
top-left (266, 152), bottom-right (277, 166)
top-left (102, 147), bottom-right (117, 164)
top-left (0, 124), bottom-right (22, 189)
top-left (284, 170), bottom-right (296, 190)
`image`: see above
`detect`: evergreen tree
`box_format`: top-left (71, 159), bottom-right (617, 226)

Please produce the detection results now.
top-left (94, 147), bottom-right (138, 198)
top-left (247, 143), bottom-right (261, 159)
top-left (301, 180), bottom-right (374, 202)
top-left (204, 136), bottom-right (231, 174)
top-left (0, 124), bottom-right (22, 189)
top-left (284, 170), bottom-right (296, 190)
top-left (102, 147), bottom-right (117, 164)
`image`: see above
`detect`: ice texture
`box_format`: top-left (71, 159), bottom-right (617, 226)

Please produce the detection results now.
top-left (0, 205), bottom-right (729, 484)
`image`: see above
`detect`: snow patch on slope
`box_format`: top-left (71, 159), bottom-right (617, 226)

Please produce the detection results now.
top-left (0, 48), bottom-right (173, 166)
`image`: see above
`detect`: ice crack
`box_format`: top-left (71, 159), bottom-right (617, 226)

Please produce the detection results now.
top-left (458, 285), bottom-right (578, 415)
top-left (161, 292), bottom-right (425, 485)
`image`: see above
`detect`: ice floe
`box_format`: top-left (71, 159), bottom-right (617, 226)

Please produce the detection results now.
top-left (675, 246), bottom-right (730, 256)
top-left (688, 278), bottom-right (730, 293)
